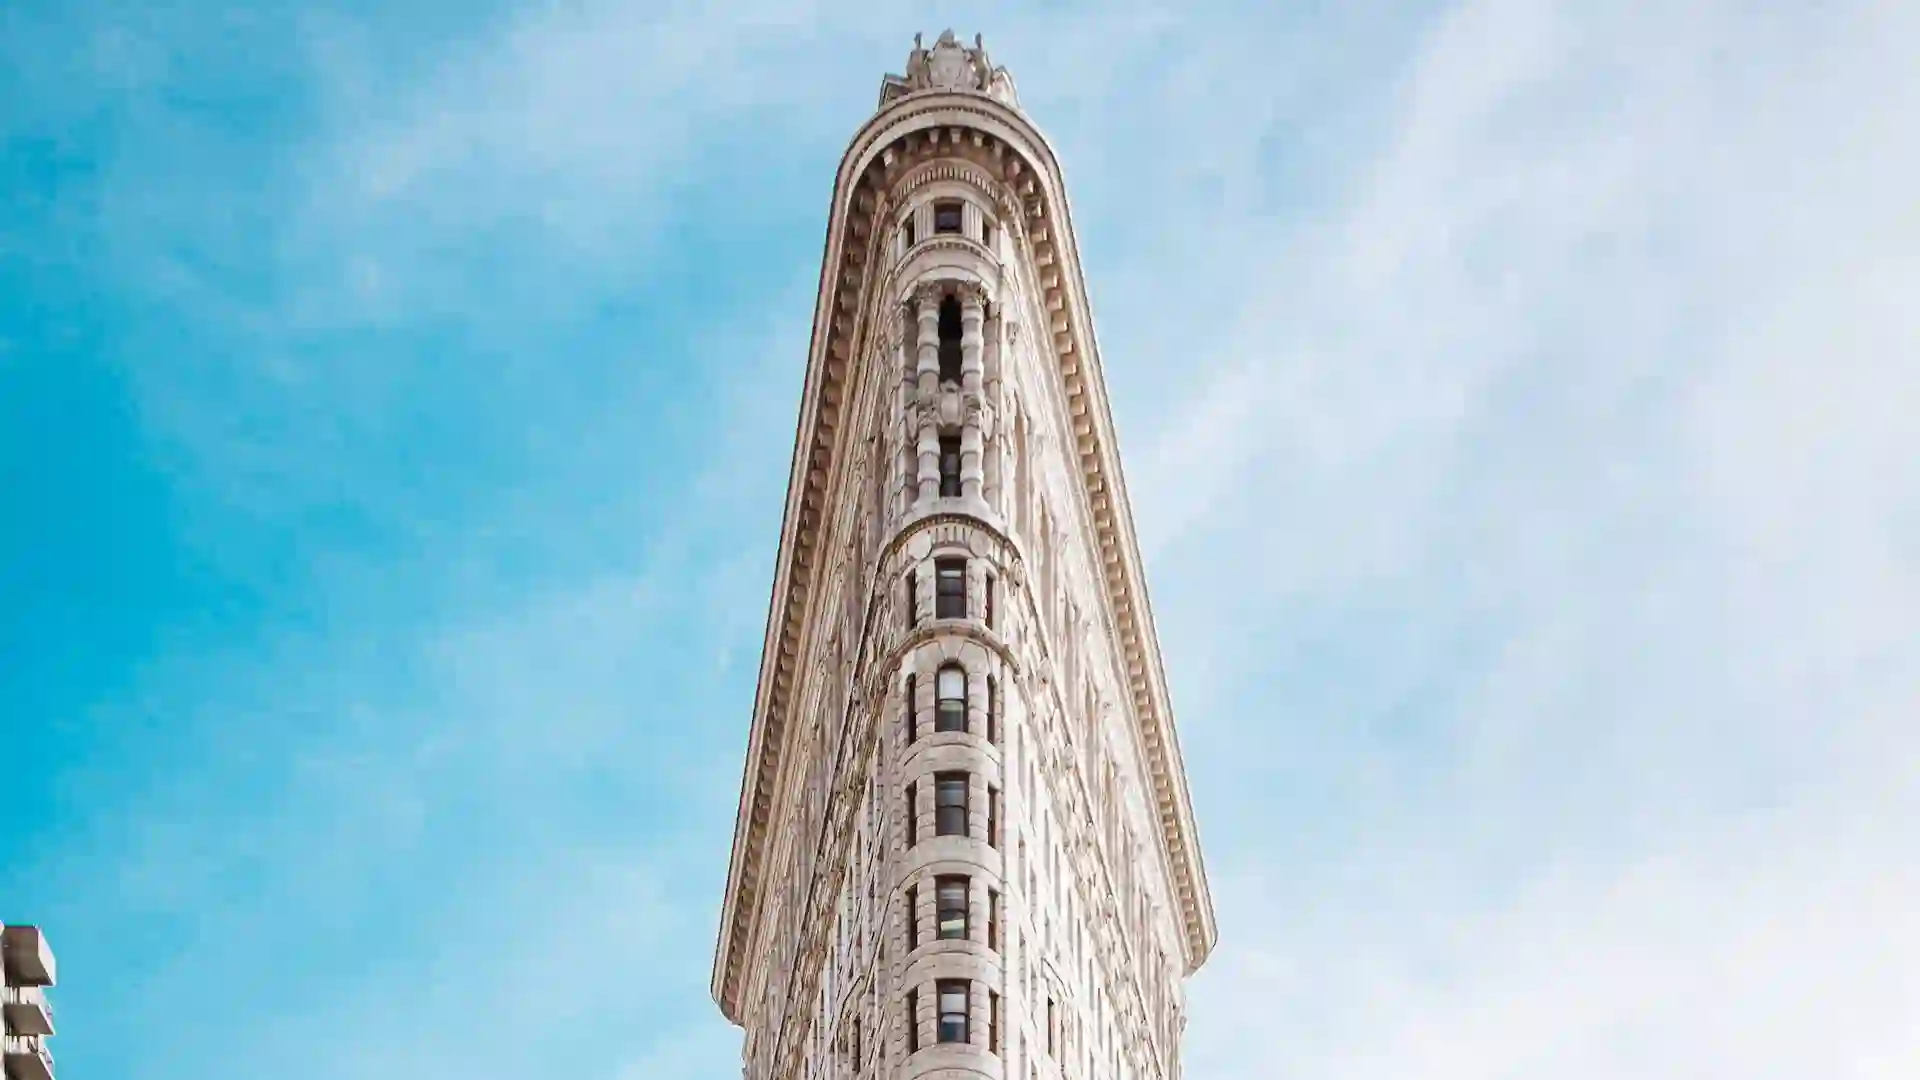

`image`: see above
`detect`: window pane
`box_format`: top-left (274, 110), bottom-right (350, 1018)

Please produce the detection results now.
top-left (936, 775), bottom-right (967, 836)
top-left (937, 878), bottom-right (967, 939)
top-left (936, 559), bottom-right (966, 619)
top-left (934, 201), bottom-right (963, 234)
top-left (938, 981), bottom-right (969, 1043)
top-left (937, 666), bottom-right (965, 700)
top-left (939, 436), bottom-right (962, 497)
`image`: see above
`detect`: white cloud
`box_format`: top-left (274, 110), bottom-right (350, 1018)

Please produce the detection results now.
top-left (1136, 0), bottom-right (1920, 1075)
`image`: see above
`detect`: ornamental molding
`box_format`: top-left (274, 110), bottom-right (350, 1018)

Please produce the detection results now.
top-left (713, 66), bottom-right (1217, 1025)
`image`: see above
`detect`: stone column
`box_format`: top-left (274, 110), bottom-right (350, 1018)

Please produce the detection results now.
top-left (958, 283), bottom-right (987, 502)
top-left (983, 308), bottom-right (1003, 509)
top-left (914, 284), bottom-right (943, 505)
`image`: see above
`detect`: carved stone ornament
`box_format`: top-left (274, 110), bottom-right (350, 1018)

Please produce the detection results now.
top-left (880, 30), bottom-right (1020, 108)
top-left (912, 280), bottom-right (948, 310)
top-left (953, 280), bottom-right (990, 310)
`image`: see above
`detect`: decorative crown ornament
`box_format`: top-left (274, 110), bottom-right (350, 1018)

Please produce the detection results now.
top-left (879, 29), bottom-right (1020, 109)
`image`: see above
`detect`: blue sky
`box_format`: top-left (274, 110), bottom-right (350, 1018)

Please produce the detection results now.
top-left (3, 1), bottom-right (1916, 1077)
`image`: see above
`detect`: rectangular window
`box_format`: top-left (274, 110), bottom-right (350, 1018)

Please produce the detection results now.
top-left (935, 558), bottom-right (966, 619)
top-left (903, 674), bottom-right (917, 746)
top-left (937, 980), bottom-right (969, 1044)
top-left (936, 664), bottom-right (967, 733)
top-left (905, 884), bottom-right (919, 950)
top-left (907, 988), bottom-right (920, 1053)
top-left (935, 773), bottom-right (968, 837)
top-left (906, 781), bottom-right (919, 846)
top-left (936, 875), bottom-right (968, 940)
top-left (988, 888), bottom-right (1000, 950)
top-left (988, 786), bottom-right (1001, 850)
top-left (986, 676), bottom-right (998, 744)
top-left (990, 990), bottom-right (1001, 1052)
top-left (938, 435), bottom-right (962, 498)
top-left (985, 573), bottom-right (995, 629)
top-left (934, 200), bottom-right (964, 235)
top-left (906, 568), bottom-right (918, 627)
top-left (904, 213), bottom-right (918, 248)
top-left (1047, 997), bottom-right (1056, 1056)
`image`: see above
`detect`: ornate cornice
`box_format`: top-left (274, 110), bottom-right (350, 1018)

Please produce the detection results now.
top-left (713, 60), bottom-right (1217, 1026)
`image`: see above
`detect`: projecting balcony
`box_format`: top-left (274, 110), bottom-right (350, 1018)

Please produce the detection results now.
top-left (0, 930), bottom-right (53, 988)
top-left (2, 1036), bottom-right (54, 1080)
top-left (1, 987), bottom-right (52, 1037)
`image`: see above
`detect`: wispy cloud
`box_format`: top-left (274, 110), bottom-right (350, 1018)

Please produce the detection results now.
top-left (7, 0), bottom-right (1914, 1077)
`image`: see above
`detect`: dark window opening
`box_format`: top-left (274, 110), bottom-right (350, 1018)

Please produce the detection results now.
top-left (906, 568), bottom-right (919, 627)
top-left (988, 888), bottom-right (1001, 950)
top-left (934, 201), bottom-right (964, 235)
top-left (905, 884), bottom-right (919, 950)
top-left (938, 296), bottom-right (963, 382)
top-left (936, 876), bottom-right (968, 940)
top-left (936, 664), bottom-right (967, 733)
top-left (938, 980), bottom-right (969, 1044)
top-left (906, 781), bottom-right (919, 846)
top-left (903, 214), bottom-right (918, 248)
top-left (935, 773), bottom-right (968, 837)
top-left (986, 676), bottom-right (998, 744)
top-left (903, 674), bottom-right (917, 746)
top-left (936, 558), bottom-right (967, 619)
top-left (907, 988), bottom-right (921, 1053)
top-left (939, 435), bottom-right (963, 497)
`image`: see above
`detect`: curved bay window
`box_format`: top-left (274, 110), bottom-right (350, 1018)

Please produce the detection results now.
top-left (938, 295), bottom-right (962, 383)
top-left (935, 772), bottom-right (968, 837)
top-left (936, 876), bottom-right (968, 939)
top-left (935, 664), bottom-right (967, 733)
top-left (938, 435), bottom-right (962, 497)
top-left (935, 558), bottom-right (966, 619)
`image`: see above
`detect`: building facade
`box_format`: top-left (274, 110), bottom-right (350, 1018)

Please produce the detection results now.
top-left (712, 32), bottom-right (1216, 1080)
top-left (2, 925), bottom-right (57, 1080)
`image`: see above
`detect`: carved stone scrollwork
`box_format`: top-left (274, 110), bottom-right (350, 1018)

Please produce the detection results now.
top-left (913, 394), bottom-right (941, 431)
top-left (881, 30), bottom-right (1020, 108)
top-left (953, 280), bottom-right (990, 310)
top-left (912, 280), bottom-right (947, 308)
top-left (962, 389), bottom-right (992, 436)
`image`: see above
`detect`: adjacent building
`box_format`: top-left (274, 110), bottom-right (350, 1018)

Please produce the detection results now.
top-left (2, 926), bottom-right (56, 1080)
top-left (712, 31), bottom-right (1216, 1080)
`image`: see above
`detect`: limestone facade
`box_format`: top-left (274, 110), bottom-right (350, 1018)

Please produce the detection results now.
top-left (712, 31), bottom-right (1216, 1080)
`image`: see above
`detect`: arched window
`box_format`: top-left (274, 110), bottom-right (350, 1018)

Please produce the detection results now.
top-left (938, 295), bottom-right (962, 382)
top-left (936, 664), bottom-right (967, 733)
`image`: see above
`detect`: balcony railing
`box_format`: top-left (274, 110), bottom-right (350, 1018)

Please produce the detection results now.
top-left (2, 1035), bottom-right (55, 1080)
top-left (1, 986), bottom-right (53, 1037)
